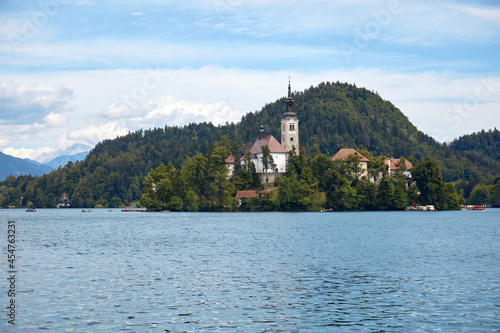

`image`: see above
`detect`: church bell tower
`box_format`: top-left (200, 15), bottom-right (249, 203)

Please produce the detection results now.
top-left (281, 79), bottom-right (299, 154)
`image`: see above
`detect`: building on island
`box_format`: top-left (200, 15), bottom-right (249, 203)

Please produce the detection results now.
top-left (225, 155), bottom-right (235, 175)
top-left (236, 80), bottom-right (299, 183)
top-left (329, 148), bottom-right (370, 178)
top-left (235, 190), bottom-right (269, 205)
top-left (385, 157), bottom-right (413, 178)
top-left (385, 158), bottom-right (413, 189)
top-left (249, 125), bottom-right (287, 174)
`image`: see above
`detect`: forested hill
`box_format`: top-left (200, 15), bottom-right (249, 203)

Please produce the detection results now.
top-left (450, 128), bottom-right (500, 162)
top-left (93, 82), bottom-right (437, 161)
top-left (0, 81), bottom-right (498, 208)
top-left (238, 82), bottom-right (437, 158)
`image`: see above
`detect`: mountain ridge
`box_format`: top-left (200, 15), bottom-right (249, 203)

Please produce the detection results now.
top-left (0, 152), bottom-right (54, 181)
top-left (35, 143), bottom-right (93, 163)
top-left (42, 151), bottom-right (90, 169)
top-left (0, 143), bottom-right (92, 181)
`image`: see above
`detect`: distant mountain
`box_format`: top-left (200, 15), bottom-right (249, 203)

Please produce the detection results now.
top-left (24, 158), bottom-right (43, 165)
top-left (0, 143), bottom-right (92, 181)
top-left (0, 152), bottom-right (54, 181)
top-left (35, 143), bottom-right (93, 163)
top-left (43, 151), bottom-right (89, 169)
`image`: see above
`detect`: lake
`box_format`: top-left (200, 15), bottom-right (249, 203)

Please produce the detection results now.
top-left (1, 209), bottom-right (499, 332)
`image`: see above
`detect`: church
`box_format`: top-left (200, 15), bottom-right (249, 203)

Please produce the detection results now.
top-left (248, 81), bottom-right (299, 181)
top-left (226, 81), bottom-right (299, 182)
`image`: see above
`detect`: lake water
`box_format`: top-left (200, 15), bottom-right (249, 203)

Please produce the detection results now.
top-left (1, 209), bottom-right (499, 332)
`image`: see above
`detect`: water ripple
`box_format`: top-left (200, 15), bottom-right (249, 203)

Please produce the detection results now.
top-left (1, 209), bottom-right (499, 332)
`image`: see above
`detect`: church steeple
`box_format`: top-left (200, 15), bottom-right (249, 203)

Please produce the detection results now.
top-left (258, 124), bottom-right (265, 139)
top-left (281, 79), bottom-right (299, 154)
top-left (284, 78), bottom-right (296, 117)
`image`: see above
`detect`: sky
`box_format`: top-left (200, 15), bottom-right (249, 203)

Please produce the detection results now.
top-left (1, 0), bottom-right (499, 160)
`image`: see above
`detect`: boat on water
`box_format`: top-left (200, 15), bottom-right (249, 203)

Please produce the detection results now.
top-left (25, 207), bottom-right (36, 212)
top-left (404, 205), bottom-right (436, 211)
top-left (462, 205), bottom-right (485, 211)
top-left (82, 209), bottom-right (92, 213)
top-left (121, 207), bottom-right (149, 212)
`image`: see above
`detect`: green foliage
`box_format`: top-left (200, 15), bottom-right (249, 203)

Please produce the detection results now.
top-left (261, 145), bottom-right (277, 173)
top-left (277, 176), bottom-right (313, 211)
top-left (450, 128), bottom-right (499, 161)
top-left (490, 181), bottom-right (500, 204)
top-left (239, 196), bottom-right (276, 211)
top-left (467, 184), bottom-right (490, 205)
top-left (356, 179), bottom-right (378, 211)
top-left (412, 157), bottom-right (461, 210)
top-left (0, 82), bottom-right (497, 208)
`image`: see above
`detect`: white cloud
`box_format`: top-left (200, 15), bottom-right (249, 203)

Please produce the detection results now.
top-left (76, 0), bottom-right (94, 5)
top-left (447, 3), bottom-right (500, 26)
top-left (1, 1), bottom-right (498, 73)
top-left (145, 95), bottom-right (242, 126)
top-left (0, 80), bottom-right (73, 123)
top-left (44, 112), bottom-right (67, 127)
top-left (101, 100), bottom-right (156, 119)
top-left (1, 66), bottom-right (499, 155)
top-left (0, 139), bottom-right (10, 147)
top-left (68, 122), bottom-right (128, 144)
top-left (2, 146), bottom-right (53, 160)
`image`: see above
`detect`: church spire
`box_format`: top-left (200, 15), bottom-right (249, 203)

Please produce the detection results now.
top-left (281, 78), bottom-right (299, 155)
top-left (284, 78), bottom-right (295, 117)
top-left (258, 124), bottom-right (265, 139)
top-left (288, 77), bottom-right (292, 98)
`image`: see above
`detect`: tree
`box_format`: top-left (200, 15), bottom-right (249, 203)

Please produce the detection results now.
top-left (366, 154), bottom-right (388, 183)
top-left (286, 146), bottom-right (300, 178)
top-left (412, 157), bottom-right (445, 206)
top-left (442, 183), bottom-right (463, 210)
top-left (310, 152), bottom-right (333, 190)
top-left (239, 150), bottom-right (260, 190)
top-left (181, 154), bottom-right (207, 194)
top-left (206, 170), bottom-right (235, 210)
top-left (344, 153), bottom-right (363, 181)
top-left (377, 175), bottom-right (396, 210)
top-left (490, 182), bottom-right (500, 204)
top-left (324, 168), bottom-right (350, 210)
top-left (277, 176), bottom-right (312, 211)
top-left (356, 179), bottom-right (378, 210)
top-left (412, 157), bottom-right (461, 210)
top-left (467, 184), bottom-right (489, 205)
top-left (337, 184), bottom-right (360, 210)
top-left (261, 145), bottom-right (277, 183)
top-left (261, 145), bottom-right (277, 173)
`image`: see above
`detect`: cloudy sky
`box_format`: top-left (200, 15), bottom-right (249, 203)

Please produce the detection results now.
top-left (1, 0), bottom-right (499, 160)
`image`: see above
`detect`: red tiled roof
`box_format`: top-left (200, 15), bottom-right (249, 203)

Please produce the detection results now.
top-left (329, 148), bottom-right (369, 162)
top-left (235, 190), bottom-right (269, 198)
top-left (249, 135), bottom-right (287, 154)
top-left (225, 155), bottom-right (235, 163)
top-left (385, 158), bottom-right (413, 170)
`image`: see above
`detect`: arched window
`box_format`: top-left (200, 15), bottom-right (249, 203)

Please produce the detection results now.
top-left (289, 124), bottom-right (295, 131)
top-left (290, 137), bottom-right (294, 142)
